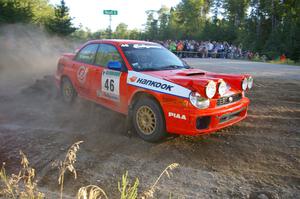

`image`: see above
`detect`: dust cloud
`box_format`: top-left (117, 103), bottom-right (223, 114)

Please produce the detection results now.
top-left (0, 23), bottom-right (125, 136)
top-left (0, 23), bottom-right (78, 94)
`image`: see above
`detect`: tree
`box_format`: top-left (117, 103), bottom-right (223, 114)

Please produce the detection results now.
top-left (222, 0), bottom-right (250, 27)
top-left (157, 5), bottom-right (170, 40)
top-left (165, 7), bottom-right (184, 40)
top-left (211, 0), bottom-right (223, 23)
top-left (114, 23), bottom-right (128, 39)
top-left (45, 0), bottom-right (76, 36)
top-left (30, 0), bottom-right (54, 25)
top-left (128, 29), bottom-right (141, 40)
top-left (145, 10), bottom-right (159, 40)
top-left (176, 0), bottom-right (210, 39)
top-left (0, 0), bottom-right (33, 23)
top-left (267, 0), bottom-right (300, 61)
top-left (0, 0), bottom-right (54, 26)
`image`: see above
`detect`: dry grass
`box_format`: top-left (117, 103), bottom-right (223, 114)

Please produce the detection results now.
top-left (0, 141), bottom-right (180, 199)
top-left (141, 163), bottom-right (179, 198)
top-left (57, 141), bottom-right (84, 199)
top-left (77, 185), bottom-right (108, 199)
top-left (0, 151), bottom-right (44, 199)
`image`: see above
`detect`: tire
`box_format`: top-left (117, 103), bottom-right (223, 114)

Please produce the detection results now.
top-left (61, 77), bottom-right (77, 103)
top-left (132, 97), bottom-right (167, 142)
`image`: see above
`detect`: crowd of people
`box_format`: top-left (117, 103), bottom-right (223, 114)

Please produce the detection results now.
top-left (157, 40), bottom-right (248, 59)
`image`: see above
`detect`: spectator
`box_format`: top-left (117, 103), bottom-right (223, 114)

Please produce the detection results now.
top-left (176, 41), bottom-right (184, 51)
top-left (159, 39), bottom-right (250, 60)
top-left (280, 54), bottom-right (286, 62)
top-left (169, 41), bottom-right (176, 52)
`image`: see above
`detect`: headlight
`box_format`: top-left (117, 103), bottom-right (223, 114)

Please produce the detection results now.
top-left (242, 78), bottom-right (248, 90)
top-left (206, 81), bottom-right (216, 99)
top-left (247, 76), bottom-right (253, 89)
top-left (218, 80), bottom-right (227, 96)
top-left (189, 92), bottom-right (210, 109)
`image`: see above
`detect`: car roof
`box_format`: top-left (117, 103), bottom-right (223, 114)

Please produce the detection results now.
top-left (86, 39), bottom-right (158, 45)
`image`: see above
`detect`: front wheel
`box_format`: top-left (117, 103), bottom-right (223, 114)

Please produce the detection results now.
top-left (132, 97), bottom-right (167, 142)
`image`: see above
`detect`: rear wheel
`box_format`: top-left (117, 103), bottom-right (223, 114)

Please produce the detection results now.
top-left (132, 97), bottom-right (167, 142)
top-left (61, 77), bottom-right (76, 103)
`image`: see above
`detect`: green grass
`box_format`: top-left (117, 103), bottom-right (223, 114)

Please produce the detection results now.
top-left (268, 59), bottom-right (300, 66)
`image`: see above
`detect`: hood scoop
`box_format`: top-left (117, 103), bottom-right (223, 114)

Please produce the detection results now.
top-left (185, 72), bottom-right (205, 76)
top-left (176, 70), bottom-right (206, 76)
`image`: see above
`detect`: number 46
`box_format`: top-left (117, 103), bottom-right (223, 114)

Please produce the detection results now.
top-left (104, 79), bottom-right (114, 91)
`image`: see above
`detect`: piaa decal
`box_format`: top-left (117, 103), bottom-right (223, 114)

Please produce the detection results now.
top-left (168, 112), bottom-right (187, 120)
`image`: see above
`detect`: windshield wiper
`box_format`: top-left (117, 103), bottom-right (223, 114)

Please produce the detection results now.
top-left (136, 67), bottom-right (161, 71)
top-left (135, 65), bottom-right (190, 72)
top-left (160, 65), bottom-right (188, 70)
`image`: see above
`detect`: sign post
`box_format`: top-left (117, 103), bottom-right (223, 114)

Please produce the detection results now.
top-left (103, 10), bottom-right (118, 38)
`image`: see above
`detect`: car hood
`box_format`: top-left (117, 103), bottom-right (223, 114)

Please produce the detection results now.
top-left (142, 68), bottom-right (248, 98)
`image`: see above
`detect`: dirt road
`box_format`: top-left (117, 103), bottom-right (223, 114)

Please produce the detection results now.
top-left (0, 59), bottom-right (299, 198)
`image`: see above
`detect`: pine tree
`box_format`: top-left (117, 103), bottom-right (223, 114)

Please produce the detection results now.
top-left (211, 0), bottom-right (223, 23)
top-left (45, 0), bottom-right (76, 36)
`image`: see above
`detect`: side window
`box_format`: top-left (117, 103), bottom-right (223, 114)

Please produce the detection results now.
top-left (95, 44), bottom-right (123, 67)
top-left (75, 44), bottom-right (99, 64)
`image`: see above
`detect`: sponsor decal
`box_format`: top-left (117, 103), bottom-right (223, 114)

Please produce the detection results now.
top-left (133, 78), bottom-right (174, 91)
top-left (99, 69), bottom-right (121, 101)
top-left (127, 71), bottom-right (191, 98)
top-left (77, 65), bottom-right (88, 84)
top-left (168, 112), bottom-right (187, 120)
top-left (121, 44), bottom-right (161, 49)
top-left (129, 76), bottom-right (137, 82)
top-left (133, 44), bottom-right (161, 49)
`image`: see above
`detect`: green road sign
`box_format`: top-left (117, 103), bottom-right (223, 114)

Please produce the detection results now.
top-left (103, 10), bottom-right (118, 15)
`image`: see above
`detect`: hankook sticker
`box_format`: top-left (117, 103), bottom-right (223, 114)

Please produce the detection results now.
top-left (127, 71), bottom-right (191, 98)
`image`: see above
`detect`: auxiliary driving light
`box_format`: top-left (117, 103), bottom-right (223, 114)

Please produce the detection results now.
top-left (247, 76), bottom-right (253, 89)
top-left (242, 78), bottom-right (248, 90)
top-left (218, 80), bottom-right (227, 96)
top-left (206, 81), bottom-right (217, 99)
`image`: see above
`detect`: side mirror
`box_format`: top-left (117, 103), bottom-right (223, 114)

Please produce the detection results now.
top-left (107, 61), bottom-right (122, 71)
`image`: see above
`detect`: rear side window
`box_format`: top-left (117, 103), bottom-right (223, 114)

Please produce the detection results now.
top-left (95, 44), bottom-right (123, 67)
top-left (75, 44), bottom-right (99, 64)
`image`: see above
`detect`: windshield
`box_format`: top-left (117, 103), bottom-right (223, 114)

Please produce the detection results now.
top-left (121, 43), bottom-right (190, 71)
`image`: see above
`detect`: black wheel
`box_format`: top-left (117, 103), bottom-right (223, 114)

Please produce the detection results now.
top-left (61, 77), bottom-right (76, 103)
top-left (132, 97), bottom-right (167, 142)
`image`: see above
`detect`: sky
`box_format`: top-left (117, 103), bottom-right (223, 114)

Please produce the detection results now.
top-left (49, 0), bottom-right (181, 32)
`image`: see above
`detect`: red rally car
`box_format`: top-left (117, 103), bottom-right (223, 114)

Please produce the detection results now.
top-left (55, 40), bottom-right (253, 142)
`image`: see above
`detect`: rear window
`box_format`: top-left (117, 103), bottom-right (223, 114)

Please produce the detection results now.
top-left (75, 44), bottom-right (99, 64)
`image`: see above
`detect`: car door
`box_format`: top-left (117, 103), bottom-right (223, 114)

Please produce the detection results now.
top-left (72, 43), bottom-right (99, 96)
top-left (90, 43), bottom-right (128, 113)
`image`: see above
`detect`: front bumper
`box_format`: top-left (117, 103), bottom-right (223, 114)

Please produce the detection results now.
top-left (165, 97), bottom-right (250, 135)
